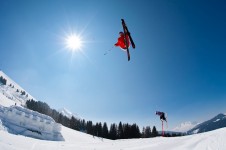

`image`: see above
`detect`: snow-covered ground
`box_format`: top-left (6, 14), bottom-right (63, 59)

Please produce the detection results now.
top-left (0, 104), bottom-right (225, 150)
top-left (0, 98), bottom-right (225, 149)
top-left (0, 123), bottom-right (226, 150)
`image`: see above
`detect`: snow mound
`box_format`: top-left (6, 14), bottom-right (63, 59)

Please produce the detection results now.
top-left (0, 105), bottom-right (64, 141)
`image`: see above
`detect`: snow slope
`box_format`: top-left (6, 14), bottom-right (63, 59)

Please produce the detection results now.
top-left (0, 124), bottom-right (226, 150)
top-left (0, 101), bottom-right (225, 150)
top-left (0, 70), bottom-right (35, 107)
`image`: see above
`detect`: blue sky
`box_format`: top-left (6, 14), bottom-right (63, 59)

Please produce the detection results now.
top-left (1, 0), bottom-right (226, 130)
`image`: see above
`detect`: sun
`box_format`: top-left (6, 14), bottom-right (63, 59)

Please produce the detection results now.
top-left (65, 34), bottom-right (83, 51)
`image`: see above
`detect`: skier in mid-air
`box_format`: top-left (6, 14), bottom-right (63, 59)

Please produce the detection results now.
top-left (156, 111), bottom-right (167, 136)
top-left (114, 19), bottom-right (135, 61)
top-left (115, 31), bottom-right (130, 50)
top-left (156, 111), bottom-right (167, 122)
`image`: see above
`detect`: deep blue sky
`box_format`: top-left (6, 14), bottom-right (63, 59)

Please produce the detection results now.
top-left (1, 0), bottom-right (226, 130)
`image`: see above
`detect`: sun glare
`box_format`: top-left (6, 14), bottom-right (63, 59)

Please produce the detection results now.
top-left (65, 34), bottom-right (82, 51)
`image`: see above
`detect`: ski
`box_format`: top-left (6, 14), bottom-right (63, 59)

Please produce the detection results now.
top-left (121, 19), bottom-right (136, 49)
top-left (121, 22), bottom-right (130, 61)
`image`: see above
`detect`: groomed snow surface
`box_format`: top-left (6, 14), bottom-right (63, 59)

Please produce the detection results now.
top-left (0, 124), bottom-right (226, 150)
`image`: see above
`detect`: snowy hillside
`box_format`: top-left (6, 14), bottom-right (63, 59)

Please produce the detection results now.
top-left (0, 70), bottom-right (35, 107)
top-left (0, 70), bottom-right (77, 119)
top-left (188, 113), bottom-right (226, 134)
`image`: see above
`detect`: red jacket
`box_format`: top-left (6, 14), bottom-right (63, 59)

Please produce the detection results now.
top-left (115, 34), bottom-right (130, 49)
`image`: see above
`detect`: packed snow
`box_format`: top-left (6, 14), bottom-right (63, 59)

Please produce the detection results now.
top-left (0, 105), bottom-right (63, 141)
top-left (1, 122), bottom-right (226, 150)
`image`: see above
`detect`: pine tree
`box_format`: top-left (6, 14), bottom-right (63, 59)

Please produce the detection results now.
top-left (86, 121), bottom-right (93, 135)
top-left (131, 124), bottom-right (140, 138)
top-left (109, 123), bottom-right (117, 140)
top-left (118, 122), bottom-right (124, 139)
top-left (70, 116), bottom-right (79, 130)
top-left (96, 122), bottom-right (103, 137)
top-left (151, 126), bottom-right (158, 137)
top-left (102, 122), bottom-right (109, 139)
top-left (0, 76), bottom-right (7, 85)
top-left (144, 126), bottom-right (152, 138)
top-left (80, 119), bottom-right (86, 132)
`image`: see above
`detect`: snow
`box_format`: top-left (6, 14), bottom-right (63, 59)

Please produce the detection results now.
top-left (192, 129), bottom-right (200, 134)
top-left (0, 103), bottom-right (225, 150)
top-left (0, 71), bottom-right (32, 99)
top-left (0, 70), bottom-right (36, 107)
top-left (0, 92), bottom-right (15, 107)
top-left (213, 119), bottom-right (220, 122)
top-left (0, 124), bottom-right (226, 150)
top-left (0, 105), bottom-right (63, 141)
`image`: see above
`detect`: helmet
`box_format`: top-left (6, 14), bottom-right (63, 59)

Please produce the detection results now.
top-left (119, 31), bottom-right (124, 35)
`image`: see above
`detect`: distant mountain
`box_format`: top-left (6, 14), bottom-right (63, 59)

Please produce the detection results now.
top-left (188, 113), bottom-right (226, 134)
top-left (58, 107), bottom-right (81, 120)
top-left (172, 121), bottom-right (199, 133)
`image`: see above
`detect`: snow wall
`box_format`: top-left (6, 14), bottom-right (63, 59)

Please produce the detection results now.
top-left (0, 105), bottom-right (64, 141)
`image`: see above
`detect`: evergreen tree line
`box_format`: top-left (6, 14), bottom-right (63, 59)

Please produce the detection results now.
top-left (0, 76), bottom-right (7, 85)
top-left (26, 100), bottom-right (181, 139)
top-left (86, 121), bottom-right (143, 139)
top-left (26, 99), bottom-right (151, 139)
